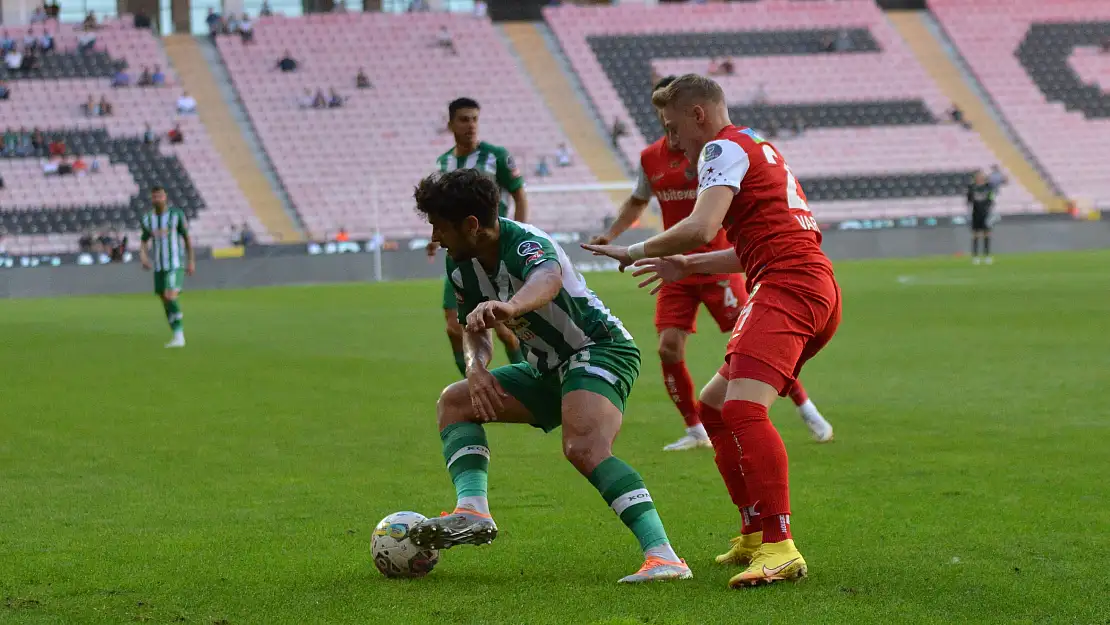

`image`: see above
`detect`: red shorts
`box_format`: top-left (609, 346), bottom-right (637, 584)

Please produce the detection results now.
top-left (654, 275), bottom-right (749, 334)
top-left (717, 267), bottom-right (841, 395)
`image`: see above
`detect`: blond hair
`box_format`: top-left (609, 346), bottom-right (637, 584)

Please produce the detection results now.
top-left (651, 73), bottom-right (725, 109)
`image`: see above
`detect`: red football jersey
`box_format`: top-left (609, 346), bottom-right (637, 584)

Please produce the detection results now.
top-left (696, 125), bottom-right (832, 287)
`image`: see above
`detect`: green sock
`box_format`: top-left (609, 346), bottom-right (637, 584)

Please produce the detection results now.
top-left (507, 346), bottom-right (526, 365)
top-left (441, 422), bottom-right (489, 501)
top-left (588, 456), bottom-right (670, 551)
top-left (165, 299), bottom-right (183, 332)
top-left (452, 351), bottom-right (466, 377)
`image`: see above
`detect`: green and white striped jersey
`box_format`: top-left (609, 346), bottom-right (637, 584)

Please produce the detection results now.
top-left (140, 207), bottom-right (189, 271)
top-left (447, 219), bottom-right (634, 374)
top-left (435, 141), bottom-right (524, 218)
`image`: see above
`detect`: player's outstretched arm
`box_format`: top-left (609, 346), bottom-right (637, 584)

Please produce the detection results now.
top-left (631, 249), bottom-right (743, 294)
top-left (466, 262), bottom-right (563, 332)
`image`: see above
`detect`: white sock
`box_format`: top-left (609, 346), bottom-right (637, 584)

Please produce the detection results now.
top-left (456, 496), bottom-right (489, 515)
top-left (687, 423), bottom-right (708, 439)
top-left (797, 399), bottom-right (822, 423)
top-left (645, 542), bottom-right (679, 562)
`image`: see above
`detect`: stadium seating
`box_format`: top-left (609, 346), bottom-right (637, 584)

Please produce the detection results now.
top-left (931, 0), bottom-right (1110, 204)
top-left (0, 21), bottom-right (263, 254)
top-left (545, 0), bottom-right (1040, 220)
top-left (216, 12), bottom-right (610, 239)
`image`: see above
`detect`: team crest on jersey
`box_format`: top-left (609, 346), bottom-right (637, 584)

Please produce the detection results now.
top-left (702, 143), bottom-right (723, 162)
top-left (517, 240), bottom-right (543, 258)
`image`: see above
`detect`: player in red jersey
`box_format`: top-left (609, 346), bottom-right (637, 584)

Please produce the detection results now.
top-left (590, 76), bottom-right (832, 452)
top-left (584, 74), bottom-right (841, 588)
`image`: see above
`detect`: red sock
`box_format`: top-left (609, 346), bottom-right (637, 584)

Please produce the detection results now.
top-left (787, 380), bottom-right (809, 407)
top-left (699, 402), bottom-right (759, 533)
top-left (721, 400), bottom-right (792, 541)
top-left (661, 360), bottom-right (699, 427)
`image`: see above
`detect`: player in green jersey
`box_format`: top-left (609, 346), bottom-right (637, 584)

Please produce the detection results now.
top-left (139, 186), bottom-right (195, 348)
top-left (407, 169), bottom-right (691, 584)
top-left (430, 97), bottom-right (531, 377)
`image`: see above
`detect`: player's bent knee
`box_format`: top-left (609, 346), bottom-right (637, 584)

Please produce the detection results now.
top-left (562, 434), bottom-right (610, 475)
top-left (698, 373), bottom-right (728, 411)
top-left (657, 330), bottom-right (687, 364)
top-left (436, 381), bottom-right (475, 428)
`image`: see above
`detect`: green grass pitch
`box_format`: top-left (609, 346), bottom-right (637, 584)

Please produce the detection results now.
top-left (2, 250), bottom-right (1109, 624)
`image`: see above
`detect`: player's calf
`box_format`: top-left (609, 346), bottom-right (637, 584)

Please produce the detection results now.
top-left (657, 329), bottom-right (709, 450)
top-left (159, 290), bottom-right (185, 348)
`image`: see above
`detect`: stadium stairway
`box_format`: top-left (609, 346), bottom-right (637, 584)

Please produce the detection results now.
top-left (161, 35), bottom-right (304, 242)
top-left (888, 10), bottom-right (1065, 212)
top-left (500, 22), bottom-right (658, 228)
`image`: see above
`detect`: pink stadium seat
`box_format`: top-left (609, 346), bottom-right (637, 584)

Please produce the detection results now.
top-left (1, 21), bottom-right (264, 254)
top-left (545, 0), bottom-right (1040, 220)
top-left (216, 12), bottom-right (609, 240)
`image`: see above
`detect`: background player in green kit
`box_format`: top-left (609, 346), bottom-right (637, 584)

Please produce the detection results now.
top-left (429, 97), bottom-right (531, 376)
top-left (408, 169), bottom-right (691, 584)
top-left (139, 186), bottom-right (195, 348)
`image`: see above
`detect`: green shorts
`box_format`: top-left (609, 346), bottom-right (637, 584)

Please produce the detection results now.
top-left (490, 341), bottom-right (641, 433)
top-left (443, 277), bottom-right (457, 310)
top-left (153, 269), bottom-right (185, 295)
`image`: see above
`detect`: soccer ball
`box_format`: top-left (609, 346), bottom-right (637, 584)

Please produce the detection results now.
top-left (372, 511), bottom-right (439, 578)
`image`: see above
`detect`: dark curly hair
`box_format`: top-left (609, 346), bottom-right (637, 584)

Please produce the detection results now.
top-left (413, 169), bottom-right (499, 228)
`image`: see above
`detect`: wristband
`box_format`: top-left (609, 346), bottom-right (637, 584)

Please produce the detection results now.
top-left (628, 242), bottom-right (647, 261)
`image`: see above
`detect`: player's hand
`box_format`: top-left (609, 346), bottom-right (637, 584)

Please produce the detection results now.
top-left (186, 261), bottom-right (195, 276)
top-left (140, 258), bottom-right (152, 271)
top-left (425, 240), bottom-right (441, 257)
top-left (466, 301), bottom-right (515, 332)
top-left (466, 366), bottom-right (507, 422)
top-left (630, 255), bottom-right (690, 294)
top-left (580, 243), bottom-right (632, 271)
top-left (587, 234), bottom-right (612, 246)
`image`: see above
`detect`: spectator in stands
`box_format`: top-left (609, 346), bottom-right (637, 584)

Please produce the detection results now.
top-left (987, 164), bottom-right (1008, 189)
top-left (23, 29), bottom-right (38, 54)
top-left (751, 82), bottom-right (768, 106)
top-left (793, 114), bottom-right (805, 137)
top-left (45, 1), bottom-right (60, 20)
top-left (298, 88), bottom-right (314, 109)
top-left (143, 123), bottom-right (157, 144)
top-left (79, 231), bottom-right (94, 253)
top-left (97, 230), bottom-right (114, 251)
top-left (260, 1), bottom-right (273, 17)
top-left (335, 228), bottom-right (350, 242)
top-left (177, 91), bottom-right (198, 114)
top-left (765, 119), bottom-right (780, 140)
top-left (277, 51), bottom-right (298, 72)
top-left (15, 128), bottom-right (32, 156)
top-left (42, 155), bottom-right (60, 175)
top-left (31, 5), bottom-right (48, 23)
top-left (0, 80), bottom-right (9, 101)
top-left (168, 123), bottom-right (184, 144)
top-left (90, 155), bottom-right (101, 173)
top-left (1, 33), bottom-right (14, 53)
top-left (19, 49), bottom-right (39, 74)
top-left (82, 11), bottom-right (99, 31)
top-left (610, 117), bottom-right (627, 148)
top-left (947, 103), bottom-right (971, 130)
top-left (138, 66), bottom-right (154, 86)
top-left (556, 142), bottom-right (572, 167)
top-left (109, 229), bottom-right (128, 261)
top-left (73, 153), bottom-right (88, 175)
top-left (31, 128), bottom-right (44, 150)
top-left (82, 93), bottom-right (98, 116)
top-left (238, 222), bottom-right (256, 246)
top-left (77, 30), bottom-right (97, 54)
top-left (312, 89), bottom-right (327, 109)
top-left (57, 155), bottom-right (74, 176)
top-left (327, 88), bottom-right (345, 108)
top-left (239, 15), bottom-right (254, 44)
top-left (49, 137), bottom-right (65, 157)
top-left (1101, 38), bottom-right (1110, 54)
top-left (206, 8), bottom-right (223, 37)
top-left (333, 0), bottom-right (347, 12)
top-left (709, 57), bottom-right (734, 76)
top-left (834, 29), bottom-right (851, 52)
top-left (111, 68), bottom-right (130, 88)
top-left (152, 65), bottom-right (166, 86)
top-left (474, 0), bottom-right (488, 17)
top-left (98, 95), bottom-right (113, 116)
top-left (356, 68), bottom-right (372, 89)
top-left (2, 129), bottom-right (16, 155)
top-left (4, 48), bottom-right (22, 72)
top-left (535, 156), bottom-right (551, 178)
top-left (39, 32), bottom-right (54, 54)
top-left (436, 26), bottom-right (457, 55)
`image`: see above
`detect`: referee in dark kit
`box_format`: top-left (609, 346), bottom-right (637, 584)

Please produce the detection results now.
top-left (967, 170), bottom-right (996, 265)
